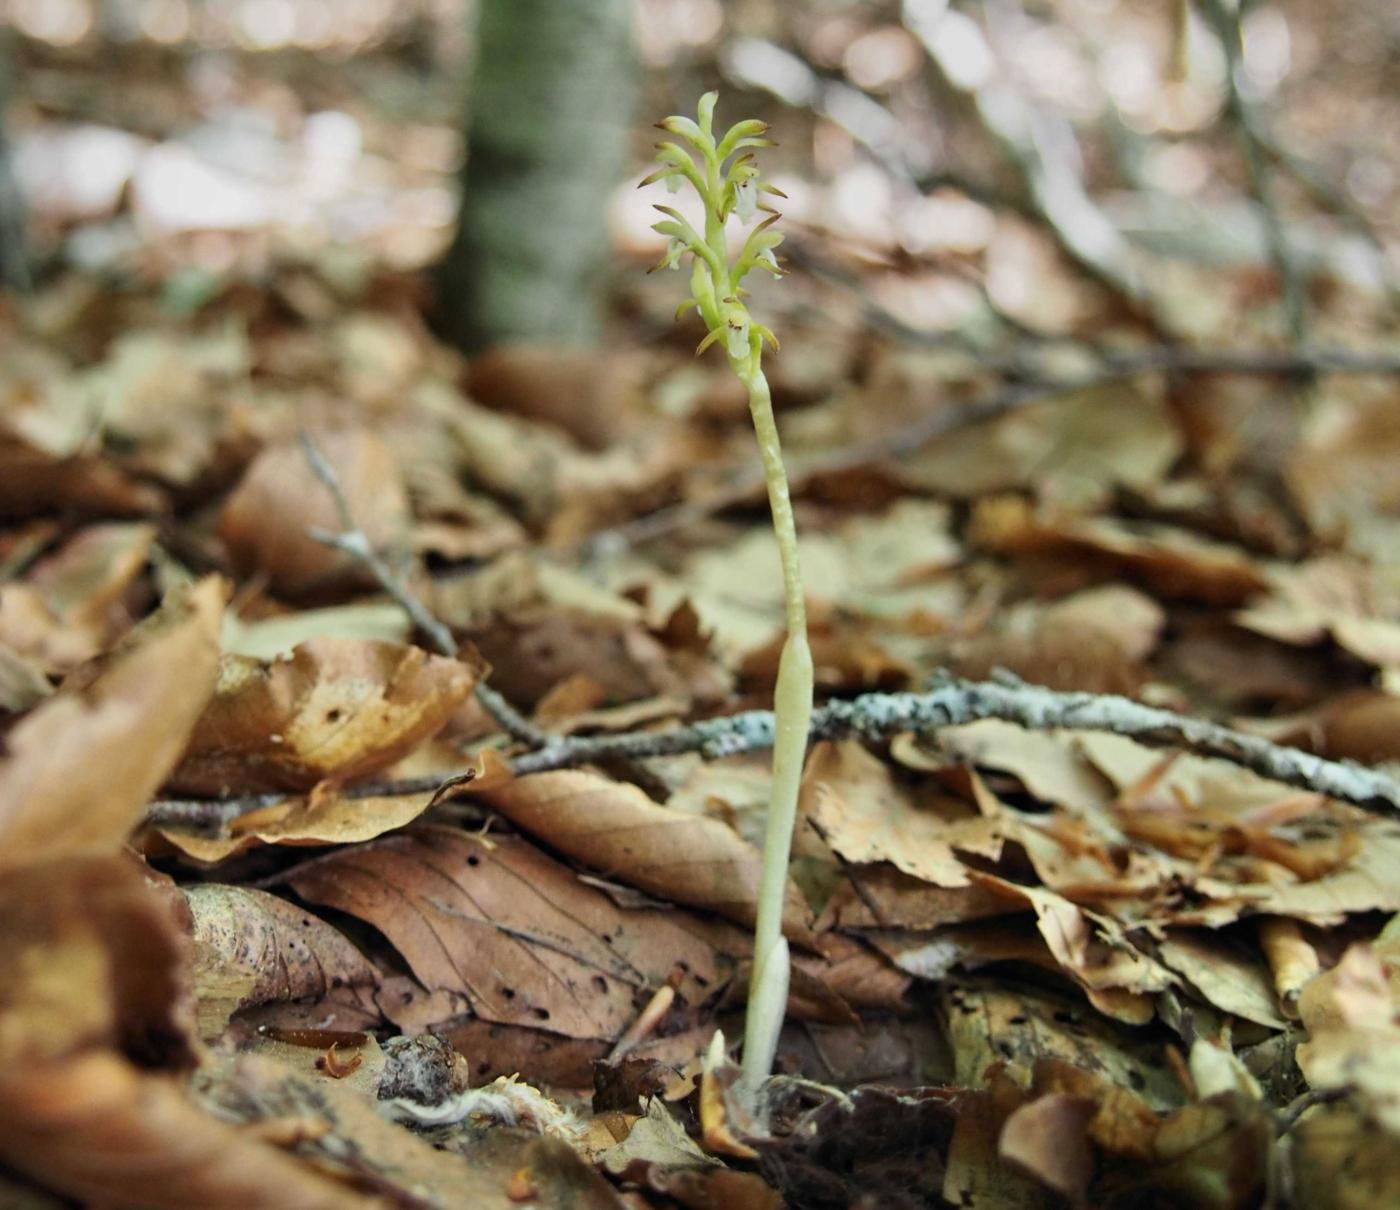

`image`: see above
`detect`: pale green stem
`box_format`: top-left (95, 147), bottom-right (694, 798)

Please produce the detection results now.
top-left (738, 363), bottom-right (813, 1095)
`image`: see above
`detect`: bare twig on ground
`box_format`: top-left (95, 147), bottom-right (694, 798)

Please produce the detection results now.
top-left (298, 432), bottom-right (549, 747)
top-left (1197, 0), bottom-right (1308, 344)
top-left (148, 675), bottom-right (1400, 832)
top-left (580, 338), bottom-right (1400, 554)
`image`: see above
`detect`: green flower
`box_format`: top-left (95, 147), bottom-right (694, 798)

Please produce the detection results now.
top-left (640, 91), bottom-right (786, 367)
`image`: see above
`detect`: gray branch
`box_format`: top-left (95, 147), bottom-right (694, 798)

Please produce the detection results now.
top-left (518, 676), bottom-right (1400, 811)
top-left (298, 431), bottom-right (549, 748)
top-left (148, 675), bottom-right (1400, 834)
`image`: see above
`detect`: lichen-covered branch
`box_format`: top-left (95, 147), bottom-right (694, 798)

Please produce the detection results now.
top-left (147, 675), bottom-right (1400, 833)
top-left (512, 677), bottom-right (1400, 813)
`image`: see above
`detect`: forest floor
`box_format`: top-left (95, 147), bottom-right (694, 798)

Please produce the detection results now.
top-left (2, 4), bottom-right (1400, 1208)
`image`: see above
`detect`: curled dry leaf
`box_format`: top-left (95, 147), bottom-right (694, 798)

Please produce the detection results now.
top-left (0, 576), bottom-right (223, 870)
top-left (168, 638), bottom-right (479, 795)
top-left (802, 739), bottom-right (1000, 889)
top-left (219, 427), bottom-right (410, 598)
top-left (287, 825), bottom-right (734, 1041)
top-left (1296, 932), bottom-right (1400, 1134)
top-left (469, 766), bottom-right (813, 940)
top-left (184, 885), bottom-right (380, 1041)
top-left (0, 1053), bottom-right (380, 1210)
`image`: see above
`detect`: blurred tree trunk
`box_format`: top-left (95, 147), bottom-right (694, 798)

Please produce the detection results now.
top-left (0, 31), bottom-right (30, 291)
top-left (435, 0), bottom-right (637, 351)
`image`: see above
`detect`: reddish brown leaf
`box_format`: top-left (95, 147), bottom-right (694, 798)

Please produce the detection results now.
top-left (287, 825), bottom-right (735, 1040)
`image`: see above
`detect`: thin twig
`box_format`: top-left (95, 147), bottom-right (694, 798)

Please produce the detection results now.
top-left (1197, 0), bottom-right (1308, 344)
top-left (148, 674), bottom-right (1400, 833)
top-left (298, 432), bottom-right (549, 747)
top-left (507, 676), bottom-right (1400, 814)
top-left (581, 337), bottom-right (1400, 554)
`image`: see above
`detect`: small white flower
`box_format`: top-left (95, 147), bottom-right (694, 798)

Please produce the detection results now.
top-left (725, 318), bottom-right (750, 360)
top-left (664, 236), bottom-right (685, 269)
top-left (665, 171), bottom-right (682, 194)
top-left (734, 178), bottom-right (758, 222)
top-left (754, 247), bottom-right (780, 272)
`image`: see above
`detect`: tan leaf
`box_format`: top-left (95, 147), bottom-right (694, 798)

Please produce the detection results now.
top-left (0, 1053), bottom-right (380, 1210)
top-left (1156, 932), bottom-right (1285, 1029)
top-left (219, 427), bottom-right (410, 598)
top-left (154, 788), bottom-right (440, 863)
top-left (999, 1092), bottom-right (1096, 1202)
top-left (287, 826), bottom-right (734, 1041)
top-left (0, 577), bottom-right (223, 870)
top-left (803, 739), bottom-right (999, 888)
top-left (185, 885), bottom-right (380, 1042)
top-left (168, 638), bottom-right (478, 795)
top-left (471, 766), bottom-right (813, 938)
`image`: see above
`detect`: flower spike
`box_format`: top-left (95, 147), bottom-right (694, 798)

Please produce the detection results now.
top-left (645, 95), bottom-right (784, 372)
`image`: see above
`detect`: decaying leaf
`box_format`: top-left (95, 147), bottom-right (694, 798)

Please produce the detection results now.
top-left (286, 825), bottom-right (736, 1040)
top-left (184, 884), bottom-right (380, 1041)
top-left (0, 856), bottom-right (196, 1069)
top-left (169, 637), bottom-right (479, 795)
top-left (803, 739), bottom-right (1000, 888)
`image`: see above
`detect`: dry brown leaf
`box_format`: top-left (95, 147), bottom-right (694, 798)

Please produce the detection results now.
top-left (816, 862), bottom-right (1021, 931)
top-left (0, 856), bottom-right (195, 1068)
top-left (155, 788), bottom-right (439, 863)
top-left (467, 343), bottom-right (647, 450)
top-left (969, 496), bottom-right (1268, 605)
top-left (200, 1050), bottom-right (599, 1210)
top-left (470, 766), bottom-right (813, 939)
top-left (998, 1092), bottom-right (1096, 1202)
top-left (803, 739), bottom-right (1000, 888)
top-left (1286, 384), bottom-right (1400, 557)
top-left (219, 427), bottom-right (411, 598)
top-left (0, 432), bottom-right (166, 519)
top-left (1296, 928), bottom-right (1400, 1134)
top-left (970, 875), bottom-right (1175, 1020)
top-left (892, 376), bottom-right (1179, 508)
top-left (467, 606), bottom-right (718, 710)
top-left (0, 577), bottom-right (223, 870)
top-left (0, 1053), bottom-right (383, 1210)
top-left (169, 638), bottom-right (478, 795)
top-left (185, 885), bottom-right (380, 1041)
top-left (287, 825), bottom-right (735, 1041)
top-left (0, 522), bottom-right (157, 672)
top-left (1156, 932), bottom-right (1286, 1029)
top-left (954, 584), bottom-right (1164, 694)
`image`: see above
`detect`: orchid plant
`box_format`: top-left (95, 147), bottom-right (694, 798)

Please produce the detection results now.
top-left (643, 92), bottom-right (812, 1094)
